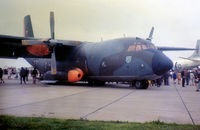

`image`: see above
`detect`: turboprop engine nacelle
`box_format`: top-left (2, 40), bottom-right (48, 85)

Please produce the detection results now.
top-left (68, 68), bottom-right (84, 82)
top-left (26, 45), bottom-right (50, 56)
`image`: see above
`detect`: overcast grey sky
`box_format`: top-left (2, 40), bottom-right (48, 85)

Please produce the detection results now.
top-left (1, 0), bottom-right (200, 68)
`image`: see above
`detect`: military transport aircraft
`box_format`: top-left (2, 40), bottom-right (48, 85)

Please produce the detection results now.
top-left (174, 40), bottom-right (200, 70)
top-left (0, 12), bottom-right (195, 89)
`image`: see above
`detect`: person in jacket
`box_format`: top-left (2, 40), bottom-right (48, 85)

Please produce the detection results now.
top-left (0, 68), bottom-right (4, 84)
top-left (181, 70), bottom-right (186, 87)
top-left (194, 69), bottom-right (199, 91)
top-left (31, 68), bottom-right (38, 84)
top-left (20, 67), bottom-right (26, 84)
top-left (25, 68), bottom-right (29, 81)
top-left (190, 71), bottom-right (195, 86)
top-left (177, 72), bottom-right (181, 85)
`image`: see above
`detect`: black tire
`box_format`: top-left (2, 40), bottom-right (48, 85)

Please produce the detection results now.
top-left (94, 81), bottom-right (105, 86)
top-left (130, 82), bottom-right (135, 88)
top-left (142, 80), bottom-right (149, 89)
top-left (88, 80), bottom-right (105, 86)
top-left (88, 80), bottom-right (94, 86)
top-left (133, 80), bottom-right (149, 89)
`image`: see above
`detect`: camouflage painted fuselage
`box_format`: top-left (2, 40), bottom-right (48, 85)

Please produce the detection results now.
top-left (25, 37), bottom-right (173, 82)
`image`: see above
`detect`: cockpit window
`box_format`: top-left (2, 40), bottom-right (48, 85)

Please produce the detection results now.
top-left (128, 45), bottom-right (136, 51)
top-left (141, 45), bottom-right (148, 50)
top-left (127, 40), bottom-right (156, 52)
top-left (135, 44), bottom-right (142, 51)
top-left (149, 44), bottom-right (156, 49)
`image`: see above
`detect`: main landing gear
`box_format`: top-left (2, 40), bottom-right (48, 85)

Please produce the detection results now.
top-left (88, 80), bottom-right (105, 86)
top-left (131, 80), bottom-right (149, 89)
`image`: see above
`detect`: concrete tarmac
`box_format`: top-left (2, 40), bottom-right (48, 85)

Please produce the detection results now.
top-left (0, 78), bottom-right (200, 125)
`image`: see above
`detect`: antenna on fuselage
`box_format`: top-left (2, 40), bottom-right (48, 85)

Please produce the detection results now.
top-left (146, 26), bottom-right (154, 41)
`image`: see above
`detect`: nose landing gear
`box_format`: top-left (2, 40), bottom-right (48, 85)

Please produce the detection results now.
top-left (131, 80), bottom-right (149, 89)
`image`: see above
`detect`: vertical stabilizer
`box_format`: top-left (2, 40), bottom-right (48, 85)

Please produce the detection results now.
top-left (191, 40), bottom-right (200, 57)
top-left (23, 15), bottom-right (34, 37)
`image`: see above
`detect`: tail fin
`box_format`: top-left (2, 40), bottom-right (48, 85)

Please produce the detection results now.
top-left (146, 27), bottom-right (154, 41)
top-left (191, 40), bottom-right (200, 57)
top-left (23, 15), bottom-right (34, 37)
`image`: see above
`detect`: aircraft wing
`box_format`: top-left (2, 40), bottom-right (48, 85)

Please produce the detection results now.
top-left (0, 34), bottom-right (82, 59)
top-left (157, 46), bottom-right (195, 51)
top-left (0, 34), bottom-right (38, 58)
top-left (179, 57), bottom-right (200, 62)
top-left (55, 40), bottom-right (82, 46)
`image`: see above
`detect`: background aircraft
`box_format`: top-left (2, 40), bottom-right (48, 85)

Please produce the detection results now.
top-left (0, 12), bottom-right (195, 89)
top-left (174, 40), bottom-right (200, 70)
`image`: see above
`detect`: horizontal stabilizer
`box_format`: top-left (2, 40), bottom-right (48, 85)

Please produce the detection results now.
top-left (157, 47), bottom-right (196, 51)
top-left (179, 57), bottom-right (200, 62)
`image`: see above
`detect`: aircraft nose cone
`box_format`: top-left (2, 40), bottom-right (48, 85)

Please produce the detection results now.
top-left (152, 51), bottom-right (173, 75)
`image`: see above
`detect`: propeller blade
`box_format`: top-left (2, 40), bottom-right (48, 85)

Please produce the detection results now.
top-left (147, 26), bottom-right (154, 41)
top-left (51, 47), bottom-right (57, 75)
top-left (50, 11), bottom-right (55, 39)
top-left (22, 40), bottom-right (44, 45)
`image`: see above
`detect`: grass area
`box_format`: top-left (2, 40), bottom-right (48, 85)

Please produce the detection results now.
top-left (0, 115), bottom-right (199, 130)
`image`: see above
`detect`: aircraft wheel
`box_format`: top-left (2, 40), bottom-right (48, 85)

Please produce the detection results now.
top-left (88, 80), bottom-right (94, 86)
top-left (130, 82), bottom-right (135, 87)
top-left (134, 81), bottom-right (142, 89)
top-left (94, 81), bottom-right (105, 86)
top-left (134, 80), bottom-right (149, 89)
top-left (142, 80), bottom-right (149, 89)
top-left (88, 80), bottom-right (105, 86)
